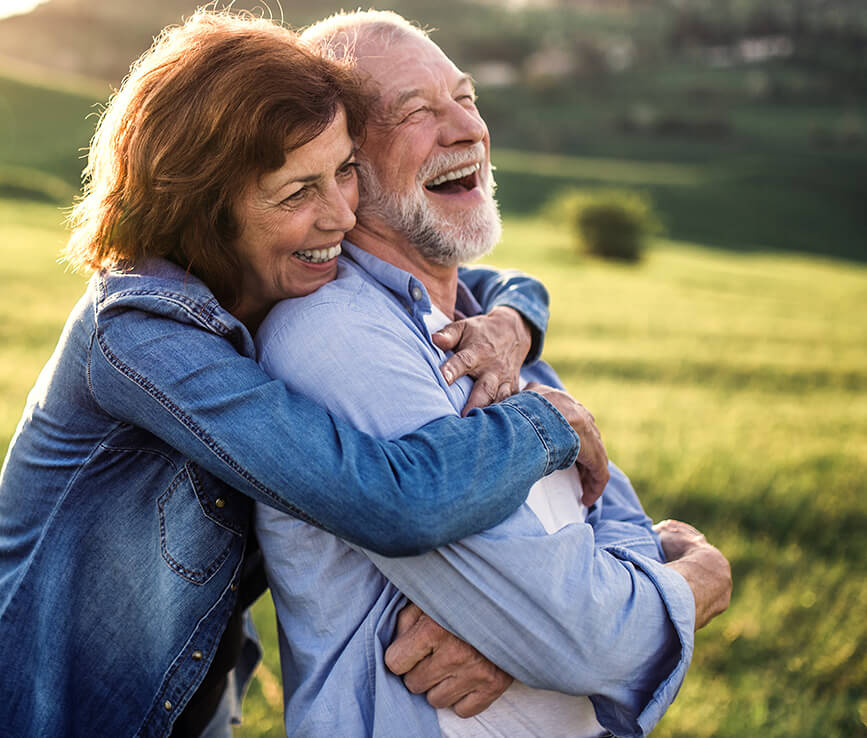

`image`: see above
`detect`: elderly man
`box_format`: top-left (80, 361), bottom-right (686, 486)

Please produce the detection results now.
top-left (255, 10), bottom-right (731, 738)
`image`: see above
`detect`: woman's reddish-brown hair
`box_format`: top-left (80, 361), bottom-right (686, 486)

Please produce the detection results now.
top-left (65, 9), bottom-right (369, 308)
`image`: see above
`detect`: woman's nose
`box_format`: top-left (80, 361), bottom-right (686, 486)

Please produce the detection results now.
top-left (319, 182), bottom-right (357, 234)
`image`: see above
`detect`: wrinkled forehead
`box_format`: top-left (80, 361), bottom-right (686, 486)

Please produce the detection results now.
top-left (355, 34), bottom-right (464, 110)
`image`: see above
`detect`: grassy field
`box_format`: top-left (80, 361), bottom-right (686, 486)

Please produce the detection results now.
top-left (1, 48), bottom-right (865, 736)
top-left (2, 197), bottom-right (865, 737)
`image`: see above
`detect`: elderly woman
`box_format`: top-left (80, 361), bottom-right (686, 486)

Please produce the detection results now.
top-left (0, 10), bottom-right (592, 738)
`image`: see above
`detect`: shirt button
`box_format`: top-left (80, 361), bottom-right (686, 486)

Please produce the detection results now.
top-left (191, 650), bottom-right (203, 661)
top-left (411, 286), bottom-right (423, 301)
top-left (164, 700), bottom-right (172, 711)
top-left (215, 498), bottom-right (226, 509)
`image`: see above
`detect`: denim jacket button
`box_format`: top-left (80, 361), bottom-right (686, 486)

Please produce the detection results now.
top-left (215, 497), bottom-right (226, 509)
top-left (164, 700), bottom-right (172, 711)
top-left (191, 650), bottom-right (203, 661)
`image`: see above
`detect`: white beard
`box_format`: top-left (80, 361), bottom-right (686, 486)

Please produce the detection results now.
top-left (356, 144), bottom-right (502, 267)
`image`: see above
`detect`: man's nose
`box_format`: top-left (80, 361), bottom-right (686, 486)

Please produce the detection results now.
top-left (439, 101), bottom-right (487, 148)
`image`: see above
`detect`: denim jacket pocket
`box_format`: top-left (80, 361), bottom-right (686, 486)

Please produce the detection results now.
top-left (158, 463), bottom-right (241, 584)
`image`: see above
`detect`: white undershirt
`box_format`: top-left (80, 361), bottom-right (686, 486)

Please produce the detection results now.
top-left (424, 306), bottom-right (607, 738)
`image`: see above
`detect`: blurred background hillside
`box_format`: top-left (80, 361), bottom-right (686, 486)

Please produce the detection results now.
top-left (1, 2), bottom-right (865, 737)
top-left (1, 0), bottom-right (866, 260)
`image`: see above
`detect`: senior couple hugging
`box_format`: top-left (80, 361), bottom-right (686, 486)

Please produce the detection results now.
top-left (0, 7), bottom-right (731, 738)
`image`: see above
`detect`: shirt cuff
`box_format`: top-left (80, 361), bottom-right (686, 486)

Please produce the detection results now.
top-left (591, 547), bottom-right (696, 738)
top-left (500, 391), bottom-right (580, 475)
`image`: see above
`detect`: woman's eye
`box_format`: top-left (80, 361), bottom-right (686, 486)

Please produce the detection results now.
top-left (282, 188), bottom-right (307, 205)
top-left (338, 161), bottom-right (359, 178)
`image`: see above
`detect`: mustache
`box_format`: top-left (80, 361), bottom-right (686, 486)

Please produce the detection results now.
top-left (417, 143), bottom-right (488, 184)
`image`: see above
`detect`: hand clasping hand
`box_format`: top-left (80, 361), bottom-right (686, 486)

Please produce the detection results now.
top-left (385, 602), bottom-right (513, 717)
top-left (433, 306), bottom-right (532, 416)
top-left (524, 382), bottom-right (609, 507)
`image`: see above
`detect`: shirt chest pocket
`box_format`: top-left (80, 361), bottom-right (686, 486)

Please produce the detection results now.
top-left (157, 462), bottom-right (245, 585)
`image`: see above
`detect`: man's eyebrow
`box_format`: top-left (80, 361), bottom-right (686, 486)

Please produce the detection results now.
top-left (386, 75), bottom-right (476, 117)
top-left (454, 73), bottom-right (475, 92)
top-left (388, 88), bottom-right (425, 116)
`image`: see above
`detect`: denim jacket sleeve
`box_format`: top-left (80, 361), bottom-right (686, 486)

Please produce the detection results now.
top-left (86, 286), bottom-right (579, 557)
top-left (458, 265), bottom-right (549, 361)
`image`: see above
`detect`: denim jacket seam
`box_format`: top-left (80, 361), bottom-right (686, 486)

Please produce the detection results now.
top-left (491, 291), bottom-right (547, 335)
top-left (98, 441), bottom-right (180, 469)
top-left (502, 393), bottom-right (580, 474)
top-left (101, 288), bottom-right (232, 335)
top-left (185, 463), bottom-right (245, 536)
top-left (157, 470), bottom-right (236, 585)
top-left (92, 328), bottom-right (319, 528)
top-left (499, 397), bottom-right (554, 472)
top-left (4, 422), bottom-right (126, 609)
top-left (138, 552), bottom-right (246, 734)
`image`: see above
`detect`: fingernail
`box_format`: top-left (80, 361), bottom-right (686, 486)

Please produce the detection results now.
top-left (443, 368), bottom-right (453, 383)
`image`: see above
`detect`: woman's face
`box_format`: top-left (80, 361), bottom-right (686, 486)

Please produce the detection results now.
top-left (231, 106), bottom-right (359, 324)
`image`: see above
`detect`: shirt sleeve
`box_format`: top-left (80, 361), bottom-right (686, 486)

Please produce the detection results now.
top-left (87, 299), bottom-right (579, 557)
top-left (257, 297), bottom-right (695, 738)
top-left (458, 264), bottom-right (549, 361)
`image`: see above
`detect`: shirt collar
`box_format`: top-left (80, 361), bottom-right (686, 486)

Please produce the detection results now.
top-left (341, 240), bottom-right (483, 320)
top-left (341, 240), bottom-right (431, 313)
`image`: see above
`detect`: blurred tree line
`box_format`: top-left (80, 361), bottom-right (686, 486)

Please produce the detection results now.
top-left (1, 0), bottom-right (864, 259)
top-left (1, 0), bottom-right (863, 97)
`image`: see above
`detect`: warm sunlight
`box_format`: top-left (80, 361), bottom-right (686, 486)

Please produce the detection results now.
top-left (0, 0), bottom-right (47, 21)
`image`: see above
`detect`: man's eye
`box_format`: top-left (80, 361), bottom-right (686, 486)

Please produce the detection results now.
top-left (401, 106), bottom-right (429, 123)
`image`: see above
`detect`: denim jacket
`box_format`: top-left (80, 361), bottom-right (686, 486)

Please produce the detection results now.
top-left (0, 257), bottom-right (579, 738)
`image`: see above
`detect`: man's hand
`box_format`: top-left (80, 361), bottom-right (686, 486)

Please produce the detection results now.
top-left (433, 306), bottom-right (532, 415)
top-left (385, 602), bottom-right (513, 718)
top-left (524, 382), bottom-right (609, 506)
top-left (654, 519), bottom-right (732, 630)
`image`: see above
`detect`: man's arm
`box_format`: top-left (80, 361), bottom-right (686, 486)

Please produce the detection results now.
top-left (258, 294), bottom-right (695, 738)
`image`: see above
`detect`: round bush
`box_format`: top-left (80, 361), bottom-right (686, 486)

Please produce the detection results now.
top-left (549, 188), bottom-right (661, 262)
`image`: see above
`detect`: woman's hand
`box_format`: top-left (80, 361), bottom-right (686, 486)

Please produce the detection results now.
top-left (433, 306), bottom-right (532, 415)
top-left (524, 382), bottom-right (610, 506)
top-left (385, 602), bottom-right (513, 717)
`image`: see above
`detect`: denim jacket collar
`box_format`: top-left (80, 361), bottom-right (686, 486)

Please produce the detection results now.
top-left (98, 258), bottom-right (256, 359)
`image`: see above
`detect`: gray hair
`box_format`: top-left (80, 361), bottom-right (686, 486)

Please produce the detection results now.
top-left (300, 10), bottom-right (430, 65)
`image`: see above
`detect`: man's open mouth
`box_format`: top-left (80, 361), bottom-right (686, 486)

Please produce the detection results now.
top-left (424, 162), bottom-right (481, 194)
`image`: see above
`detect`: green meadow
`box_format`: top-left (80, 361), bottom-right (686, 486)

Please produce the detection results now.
top-left (1, 61), bottom-right (866, 738)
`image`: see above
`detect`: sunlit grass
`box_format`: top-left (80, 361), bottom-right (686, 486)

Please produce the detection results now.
top-left (483, 216), bottom-right (867, 737)
top-left (1, 201), bottom-right (865, 737)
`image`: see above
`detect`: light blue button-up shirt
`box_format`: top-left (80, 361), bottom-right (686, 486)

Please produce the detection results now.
top-left (255, 243), bottom-right (695, 738)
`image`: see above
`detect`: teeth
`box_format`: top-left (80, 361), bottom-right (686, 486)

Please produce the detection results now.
top-left (294, 243), bottom-right (342, 263)
top-left (428, 162), bottom-right (480, 187)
